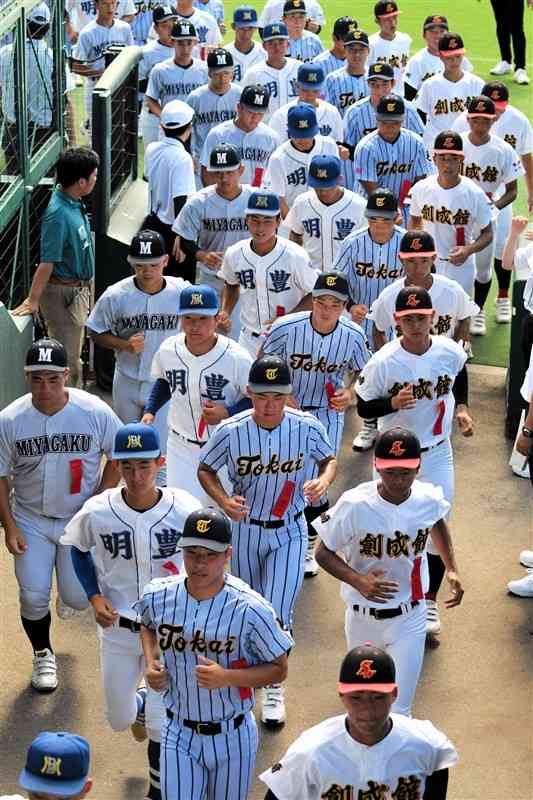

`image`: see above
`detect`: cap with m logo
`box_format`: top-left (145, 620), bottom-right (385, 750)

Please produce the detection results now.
top-left (128, 229), bottom-right (166, 264)
top-left (25, 338), bottom-right (68, 373)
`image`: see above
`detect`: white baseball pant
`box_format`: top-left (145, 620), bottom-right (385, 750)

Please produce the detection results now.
top-left (435, 256), bottom-right (475, 294)
top-left (238, 328), bottom-right (262, 359)
top-left (141, 108), bottom-right (160, 151)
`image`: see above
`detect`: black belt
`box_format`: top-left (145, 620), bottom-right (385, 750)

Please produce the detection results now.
top-left (300, 405), bottom-right (323, 411)
top-left (166, 709), bottom-right (245, 735)
top-left (420, 439), bottom-right (445, 453)
top-left (119, 616), bottom-right (141, 632)
top-left (172, 428), bottom-right (205, 447)
top-left (352, 600), bottom-right (419, 620)
top-left (249, 511), bottom-right (303, 529)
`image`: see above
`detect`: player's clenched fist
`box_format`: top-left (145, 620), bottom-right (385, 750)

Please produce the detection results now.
top-left (146, 659), bottom-right (169, 691)
top-left (391, 383), bottom-right (416, 410)
top-left (354, 569), bottom-right (400, 604)
top-left (140, 412), bottom-right (155, 425)
top-left (222, 495), bottom-right (250, 522)
top-left (4, 524), bottom-right (28, 555)
top-left (201, 400), bottom-right (229, 425)
top-left (196, 655), bottom-right (230, 689)
top-left (216, 310), bottom-right (232, 334)
top-left (127, 332), bottom-right (145, 353)
top-left (456, 405), bottom-right (474, 437)
top-left (89, 595), bottom-right (119, 628)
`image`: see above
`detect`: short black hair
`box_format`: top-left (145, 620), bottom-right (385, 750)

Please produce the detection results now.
top-left (161, 121), bottom-right (192, 139)
top-left (56, 147), bottom-right (100, 188)
top-left (27, 21), bottom-right (49, 39)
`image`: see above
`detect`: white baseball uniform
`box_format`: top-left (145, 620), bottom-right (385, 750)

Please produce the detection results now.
top-left (186, 83), bottom-right (242, 165)
top-left (145, 136), bottom-right (196, 226)
top-left (145, 56), bottom-right (208, 111)
top-left (368, 30), bottom-right (412, 96)
top-left (415, 71), bottom-right (484, 150)
top-left (268, 98), bottom-right (343, 142)
top-left (242, 58), bottom-right (300, 121)
top-left (225, 41), bottom-right (266, 84)
top-left (175, 8), bottom-right (222, 55)
top-left (516, 241), bottom-right (533, 313)
top-left (139, 39), bottom-right (175, 147)
top-left (68, 0), bottom-right (136, 34)
top-left (405, 48), bottom-right (473, 93)
top-left (199, 118), bottom-right (281, 188)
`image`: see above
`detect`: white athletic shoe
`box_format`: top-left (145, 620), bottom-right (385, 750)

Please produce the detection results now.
top-left (31, 649), bottom-right (58, 693)
top-left (519, 550), bottom-right (533, 569)
top-left (495, 297), bottom-right (512, 323)
top-left (304, 544), bottom-right (319, 577)
top-left (490, 60), bottom-right (512, 75)
top-left (514, 68), bottom-right (530, 85)
top-left (131, 687), bottom-right (147, 742)
top-left (56, 595), bottom-right (77, 620)
top-left (507, 570), bottom-right (533, 597)
top-left (425, 600), bottom-right (441, 635)
top-left (261, 684), bottom-right (286, 727)
top-left (469, 310), bottom-right (486, 336)
top-left (352, 420), bottom-right (378, 452)
top-left (463, 340), bottom-right (474, 360)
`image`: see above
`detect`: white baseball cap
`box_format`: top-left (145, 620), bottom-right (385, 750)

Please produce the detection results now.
top-left (160, 100), bottom-right (194, 129)
top-left (28, 2), bottom-right (51, 23)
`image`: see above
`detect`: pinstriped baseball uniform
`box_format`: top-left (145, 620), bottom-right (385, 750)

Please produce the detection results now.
top-left (312, 48), bottom-right (344, 77)
top-left (225, 41), bottom-right (266, 83)
top-left (324, 67), bottom-right (369, 117)
top-left (368, 31), bottom-right (412, 96)
top-left (186, 83), bottom-right (242, 162)
top-left (145, 56), bottom-right (208, 108)
top-left (333, 225), bottom-right (405, 338)
top-left (242, 58), bottom-right (300, 120)
top-left (288, 31), bottom-right (324, 62)
top-left (131, 0), bottom-right (158, 45)
top-left (199, 407), bottom-right (334, 626)
top-left (135, 572), bottom-right (293, 800)
top-left (269, 98), bottom-right (343, 142)
top-left (199, 119), bottom-right (280, 188)
top-left (343, 96), bottom-right (424, 152)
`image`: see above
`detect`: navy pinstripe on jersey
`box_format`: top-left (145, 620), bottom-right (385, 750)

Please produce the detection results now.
top-left (333, 225), bottom-right (405, 338)
top-left (353, 129), bottom-right (432, 201)
top-left (324, 68), bottom-right (368, 117)
top-left (199, 408), bottom-right (333, 519)
top-left (312, 49), bottom-right (345, 76)
top-left (131, 0), bottom-right (156, 45)
top-left (288, 32), bottom-right (324, 62)
top-left (343, 96), bottom-right (424, 150)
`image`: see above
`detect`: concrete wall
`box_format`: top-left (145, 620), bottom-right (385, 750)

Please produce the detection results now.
top-left (0, 304), bottom-right (33, 410)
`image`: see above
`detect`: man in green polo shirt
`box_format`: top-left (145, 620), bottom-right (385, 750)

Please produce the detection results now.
top-left (13, 147), bottom-right (99, 388)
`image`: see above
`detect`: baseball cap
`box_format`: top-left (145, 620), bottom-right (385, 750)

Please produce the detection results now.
top-left (374, 428), bottom-right (421, 470)
top-left (153, 4), bottom-right (178, 24)
top-left (283, 0), bottom-right (307, 15)
top-left (368, 62), bottom-right (394, 81)
top-left (374, 0), bottom-right (399, 18)
top-left (19, 732), bottom-right (90, 797)
top-left (261, 22), bottom-right (289, 41)
top-left (365, 188), bottom-right (397, 219)
top-left (25, 338), bottom-right (68, 372)
top-left (178, 284), bottom-right (219, 316)
top-left (423, 14), bottom-right (448, 31)
top-left (308, 154), bottom-right (341, 188)
top-left (287, 103), bottom-right (318, 138)
top-left (248, 356), bottom-right (292, 394)
top-left (338, 644), bottom-right (397, 694)
top-left (394, 285), bottom-right (433, 316)
top-left (207, 48), bottom-right (234, 71)
top-left (344, 28), bottom-right (369, 47)
top-left (128, 229), bottom-right (166, 264)
top-left (297, 63), bottom-right (325, 89)
top-left (399, 230), bottom-right (436, 259)
top-left (180, 508), bottom-right (232, 551)
top-left (112, 423), bottom-right (161, 460)
top-left (438, 32), bottom-right (465, 56)
top-left (233, 5), bottom-right (258, 27)
top-left (433, 129), bottom-right (463, 155)
top-left (28, 3), bottom-right (51, 24)
top-left (171, 19), bottom-right (197, 39)
top-left (376, 93), bottom-right (405, 121)
top-left (240, 83), bottom-right (270, 112)
top-left (246, 191), bottom-right (281, 217)
top-left (208, 143), bottom-right (241, 171)
top-left (160, 99), bottom-right (194, 128)
top-left (312, 271), bottom-right (349, 301)
top-left (333, 16), bottom-right (358, 39)
top-left (482, 80), bottom-right (509, 111)
top-left (467, 94), bottom-right (496, 118)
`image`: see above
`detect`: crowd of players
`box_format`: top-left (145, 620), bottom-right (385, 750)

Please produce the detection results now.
top-left (2, 0), bottom-right (533, 798)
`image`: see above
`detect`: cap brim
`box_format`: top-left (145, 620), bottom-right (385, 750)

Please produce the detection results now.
top-left (246, 208), bottom-right (280, 217)
top-left (208, 65), bottom-right (235, 73)
top-left (24, 364), bottom-right (67, 372)
top-left (312, 288), bottom-right (348, 301)
top-left (433, 148), bottom-right (463, 156)
top-left (127, 254), bottom-right (165, 265)
top-left (178, 307), bottom-right (218, 316)
top-left (368, 74), bottom-right (394, 81)
top-left (424, 23), bottom-right (448, 30)
top-left (308, 175), bottom-right (338, 188)
top-left (345, 41), bottom-right (370, 48)
top-left (493, 100), bottom-right (508, 111)
top-left (180, 536), bottom-right (230, 551)
top-left (375, 456), bottom-right (420, 469)
top-left (439, 47), bottom-right (465, 56)
top-left (207, 162), bottom-right (241, 172)
top-left (112, 449), bottom-right (161, 460)
top-left (263, 35), bottom-right (289, 41)
top-left (364, 208), bottom-right (396, 219)
top-left (288, 125), bottom-right (319, 138)
top-left (338, 681), bottom-right (397, 694)
top-left (395, 308), bottom-right (433, 317)
top-left (19, 770), bottom-right (86, 797)
top-left (467, 112), bottom-right (496, 119)
top-left (399, 250), bottom-right (436, 258)
top-left (171, 36), bottom-right (199, 42)
top-left (157, 14), bottom-right (178, 22)
top-left (375, 113), bottom-right (404, 122)
top-left (241, 103), bottom-right (268, 113)
top-left (283, 9), bottom-right (307, 14)
top-left (297, 80), bottom-right (324, 90)
top-left (233, 21), bottom-right (258, 27)
top-left (248, 382), bottom-right (292, 394)
top-left (377, 10), bottom-right (400, 17)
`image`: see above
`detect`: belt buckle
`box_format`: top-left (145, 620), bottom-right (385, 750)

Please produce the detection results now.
top-left (195, 721), bottom-right (212, 735)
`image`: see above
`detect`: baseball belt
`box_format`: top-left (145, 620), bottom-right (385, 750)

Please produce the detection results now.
top-left (352, 600), bottom-right (419, 620)
top-left (119, 616), bottom-right (141, 632)
top-left (420, 439), bottom-right (445, 453)
top-left (166, 709), bottom-right (245, 735)
top-left (248, 511), bottom-right (303, 529)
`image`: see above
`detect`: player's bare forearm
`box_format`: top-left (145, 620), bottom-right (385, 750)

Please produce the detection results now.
top-left (494, 181), bottom-right (517, 211)
top-left (95, 460), bottom-right (121, 494)
top-left (0, 477), bottom-right (17, 532)
top-left (12, 262), bottom-right (53, 315)
top-left (467, 223), bottom-right (493, 256)
top-left (502, 216), bottom-right (529, 269)
top-left (316, 540), bottom-right (399, 602)
top-left (407, 214), bottom-right (423, 231)
top-left (221, 283), bottom-right (240, 317)
top-left (280, 197), bottom-right (289, 219)
top-left (430, 519), bottom-right (459, 574)
top-left (141, 624), bottom-right (160, 664)
top-left (372, 325), bottom-right (387, 351)
top-left (145, 97), bottom-right (162, 117)
top-left (197, 654), bottom-right (288, 690)
top-left (197, 464), bottom-right (230, 507)
top-left (315, 541), bottom-right (358, 585)
top-left (453, 318), bottom-right (470, 343)
top-left (317, 455), bottom-right (337, 489)
top-left (360, 179), bottom-right (378, 196)
top-left (290, 293), bottom-right (313, 314)
top-left (90, 331), bottom-right (133, 352)
top-left (141, 625), bottom-right (169, 690)
top-left (289, 231), bottom-right (303, 246)
top-left (521, 153), bottom-right (533, 210)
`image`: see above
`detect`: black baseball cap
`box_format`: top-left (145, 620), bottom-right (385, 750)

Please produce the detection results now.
top-left (482, 80), bottom-right (509, 110)
top-left (25, 338), bottom-right (68, 372)
top-left (153, 4), bottom-right (178, 24)
top-left (180, 508), bottom-right (232, 552)
top-left (467, 94), bottom-right (496, 117)
top-left (333, 16), bottom-right (358, 39)
top-left (374, 0), bottom-right (399, 18)
top-left (365, 188), bottom-right (398, 219)
top-left (344, 28), bottom-right (369, 47)
top-left (374, 428), bottom-right (422, 470)
top-left (433, 129), bottom-right (463, 155)
top-left (376, 93), bottom-right (405, 121)
top-left (208, 143), bottom-right (241, 172)
top-left (395, 286), bottom-right (433, 316)
top-left (240, 83), bottom-right (270, 112)
top-left (438, 31), bottom-right (465, 56)
top-left (248, 356), bottom-right (292, 394)
top-left (283, 0), bottom-right (307, 14)
top-left (207, 48), bottom-right (234, 70)
top-left (368, 62), bottom-right (394, 81)
top-left (128, 229), bottom-right (166, 264)
top-left (399, 230), bottom-right (436, 259)
top-left (423, 14), bottom-right (448, 31)
top-left (338, 643), bottom-right (397, 694)
top-left (312, 272), bottom-right (349, 301)
top-left (171, 19), bottom-right (197, 39)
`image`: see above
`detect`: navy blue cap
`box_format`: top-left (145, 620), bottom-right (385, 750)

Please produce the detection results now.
top-left (308, 154), bottom-right (341, 188)
top-left (297, 63), bottom-right (325, 89)
top-left (261, 22), bottom-right (289, 41)
top-left (233, 5), bottom-right (258, 26)
top-left (178, 284), bottom-right (219, 316)
top-left (19, 732), bottom-right (90, 797)
top-left (112, 423), bottom-right (161, 460)
top-left (287, 102), bottom-right (318, 138)
top-left (180, 507), bottom-right (232, 551)
top-left (246, 192), bottom-right (281, 217)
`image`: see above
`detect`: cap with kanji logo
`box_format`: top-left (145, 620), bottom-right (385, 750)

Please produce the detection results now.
top-left (374, 0), bottom-right (399, 19)
top-left (180, 508), bottom-right (232, 551)
top-left (438, 31), bottom-right (465, 56)
top-left (312, 271), bottom-right (350, 301)
top-left (368, 62), bottom-right (395, 81)
top-left (374, 428), bottom-right (422, 470)
top-left (376, 93), bottom-right (405, 121)
top-left (287, 103), bottom-right (318, 138)
top-left (240, 83), bottom-right (270, 111)
top-left (248, 356), bottom-right (292, 394)
top-left (208, 143), bottom-right (241, 171)
top-left (128, 229), bottom-right (166, 264)
top-left (343, 28), bottom-right (369, 47)
top-left (246, 192), bottom-right (281, 217)
top-left (338, 643), bottom-right (397, 694)
top-left (467, 94), bottom-right (496, 118)
top-left (433, 129), bottom-right (463, 155)
top-left (261, 22), bottom-right (290, 41)
top-left (207, 48), bottom-right (234, 71)
top-left (333, 16), bottom-right (358, 39)
top-left (481, 80), bottom-right (509, 111)
top-left (178, 284), bottom-right (219, 316)
top-left (153, 5), bottom-right (178, 24)
top-left (365, 188), bottom-right (398, 219)
top-left (399, 230), bottom-right (437, 259)
top-left (171, 19), bottom-right (197, 39)
top-left (308, 154), bottom-right (341, 188)
top-left (423, 14), bottom-right (448, 31)
top-left (394, 286), bottom-right (433, 316)
top-left (19, 732), bottom-right (90, 797)
top-left (297, 63), bottom-right (325, 89)
top-left (112, 423), bottom-right (161, 460)
top-left (25, 338), bottom-right (68, 372)
top-left (233, 5), bottom-right (258, 27)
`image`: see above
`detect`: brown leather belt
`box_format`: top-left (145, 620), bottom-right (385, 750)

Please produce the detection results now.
top-left (49, 275), bottom-right (92, 288)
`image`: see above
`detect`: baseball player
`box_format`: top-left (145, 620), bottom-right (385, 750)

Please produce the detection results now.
top-left (242, 23), bottom-right (299, 121)
top-left (225, 6), bottom-right (266, 84)
top-left (283, 0), bottom-right (323, 63)
top-left (353, 94), bottom-right (432, 225)
top-left (174, 0), bottom-right (221, 57)
top-left (404, 14), bottom-right (473, 101)
top-left (260, 272), bottom-right (370, 576)
top-left (61, 424), bottom-right (200, 800)
top-left (199, 84), bottom-right (280, 188)
top-left (286, 154), bottom-right (366, 272)
top-left (218, 192), bottom-right (319, 358)
top-left (139, 6), bottom-right (178, 150)
top-left (268, 63), bottom-right (343, 143)
top-left (135, 507), bottom-right (293, 797)
top-left (258, 0), bottom-right (325, 32)
top-left (355, 286), bottom-right (473, 638)
top-left (324, 29), bottom-right (369, 117)
top-left (17, 731), bottom-right (93, 800)
top-left (87, 230), bottom-right (189, 486)
top-left (502, 216), bottom-right (533, 367)
top-left (142, 284), bottom-right (253, 501)
top-left (415, 32), bottom-right (484, 152)
top-left (369, 230), bottom-right (479, 350)
top-left (408, 130), bottom-right (494, 295)
top-left (260, 644), bottom-right (458, 799)
top-left (197, 355), bottom-right (336, 723)
top-left (0, 339), bottom-right (121, 692)
top-left (368, 0), bottom-right (411, 96)
top-left (311, 15), bottom-right (357, 77)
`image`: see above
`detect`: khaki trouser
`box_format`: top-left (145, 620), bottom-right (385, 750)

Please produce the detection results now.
top-left (39, 283), bottom-right (91, 388)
